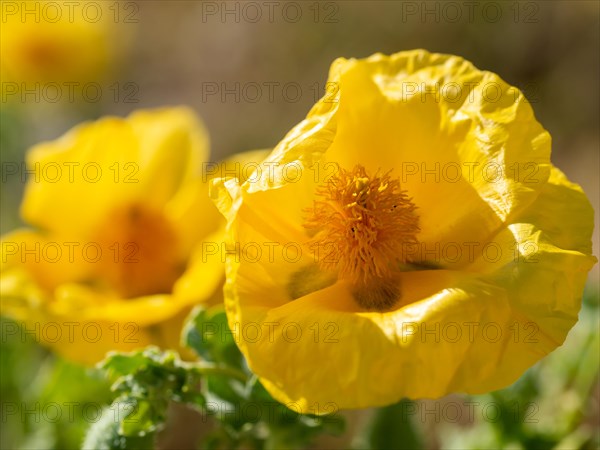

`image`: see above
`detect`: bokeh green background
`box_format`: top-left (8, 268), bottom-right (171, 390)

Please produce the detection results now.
top-left (1, 1), bottom-right (598, 449)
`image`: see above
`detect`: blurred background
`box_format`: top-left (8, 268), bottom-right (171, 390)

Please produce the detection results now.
top-left (1, 1), bottom-right (598, 449)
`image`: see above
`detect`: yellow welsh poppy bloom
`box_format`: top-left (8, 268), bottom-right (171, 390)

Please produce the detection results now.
top-left (1, 0), bottom-right (129, 96)
top-left (0, 107), bottom-right (265, 365)
top-left (214, 50), bottom-right (597, 413)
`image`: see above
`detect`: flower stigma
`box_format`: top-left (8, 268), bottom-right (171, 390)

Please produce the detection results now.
top-left (304, 165), bottom-right (420, 310)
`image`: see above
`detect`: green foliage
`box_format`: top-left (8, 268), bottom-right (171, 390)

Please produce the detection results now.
top-left (439, 298), bottom-right (600, 450)
top-left (82, 403), bottom-right (156, 450)
top-left (352, 399), bottom-right (424, 450)
top-left (0, 105), bottom-right (26, 233)
top-left (183, 306), bottom-right (244, 369)
top-left (0, 318), bottom-right (112, 450)
top-left (83, 306), bottom-right (345, 450)
top-left (99, 347), bottom-right (205, 440)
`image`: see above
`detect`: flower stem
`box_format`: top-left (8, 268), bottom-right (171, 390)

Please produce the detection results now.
top-left (184, 362), bottom-right (248, 383)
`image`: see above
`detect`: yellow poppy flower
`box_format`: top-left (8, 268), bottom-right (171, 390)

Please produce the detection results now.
top-left (214, 50), bottom-right (597, 413)
top-left (1, 0), bottom-right (127, 90)
top-left (0, 106), bottom-right (265, 365)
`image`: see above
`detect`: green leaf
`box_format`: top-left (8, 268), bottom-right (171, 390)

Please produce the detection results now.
top-left (120, 399), bottom-right (162, 437)
top-left (96, 348), bottom-right (204, 443)
top-left (354, 399), bottom-right (424, 450)
top-left (320, 413), bottom-right (346, 436)
top-left (183, 306), bottom-right (245, 370)
top-left (82, 404), bottom-right (156, 450)
top-left (100, 352), bottom-right (154, 380)
top-left (205, 374), bottom-right (246, 406)
top-left (248, 376), bottom-right (275, 403)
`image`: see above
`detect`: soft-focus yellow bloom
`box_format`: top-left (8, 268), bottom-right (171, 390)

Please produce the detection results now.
top-left (1, 0), bottom-right (125, 87)
top-left (214, 50), bottom-right (597, 412)
top-left (0, 107), bottom-right (264, 365)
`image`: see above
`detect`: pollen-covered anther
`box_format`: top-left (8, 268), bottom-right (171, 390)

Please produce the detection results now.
top-left (304, 165), bottom-right (420, 310)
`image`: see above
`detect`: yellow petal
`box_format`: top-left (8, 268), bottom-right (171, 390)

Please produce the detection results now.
top-left (1, 229), bottom-right (94, 291)
top-left (227, 268), bottom-right (519, 411)
top-left (21, 107), bottom-right (208, 238)
top-left (165, 149), bottom-right (272, 258)
top-left (172, 231), bottom-right (225, 307)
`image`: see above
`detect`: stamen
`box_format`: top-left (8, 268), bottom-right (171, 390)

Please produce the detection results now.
top-left (304, 165), bottom-right (419, 310)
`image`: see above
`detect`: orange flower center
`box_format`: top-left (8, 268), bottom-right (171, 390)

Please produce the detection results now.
top-left (93, 203), bottom-right (183, 298)
top-left (305, 165), bottom-right (419, 310)
top-left (20, 37), bottom-right (67, 73)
